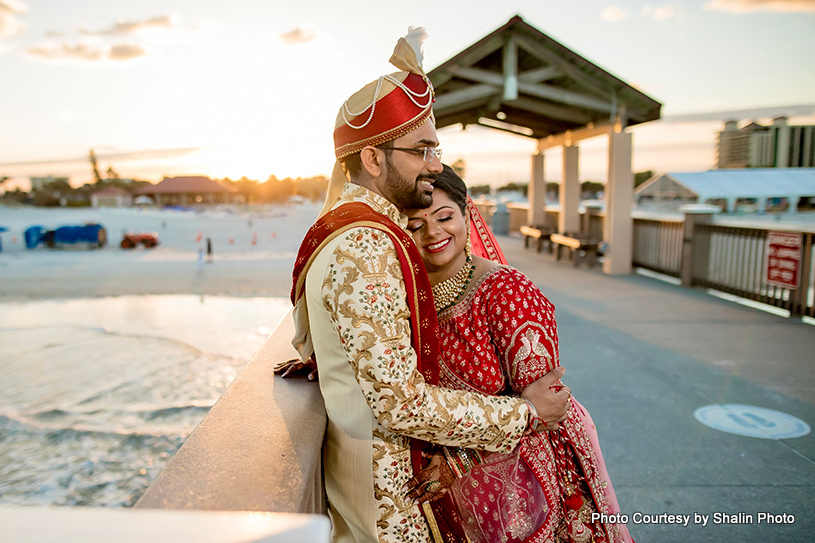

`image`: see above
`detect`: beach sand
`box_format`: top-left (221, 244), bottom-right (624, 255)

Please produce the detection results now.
top-left (0, 203), bottom-right (321, 300)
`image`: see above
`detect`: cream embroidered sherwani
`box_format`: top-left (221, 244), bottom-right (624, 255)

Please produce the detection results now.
top-left (302, 183), bottom-right (530, 543)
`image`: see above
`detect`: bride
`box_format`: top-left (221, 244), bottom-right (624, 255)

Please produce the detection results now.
top-left (403, 165), bottom-right (634, 543)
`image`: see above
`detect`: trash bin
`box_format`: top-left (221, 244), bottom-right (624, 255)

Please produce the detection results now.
top-left (24, 226), bottom-right (44, 249)
top-left (492, 203), bottom-right (509, 236)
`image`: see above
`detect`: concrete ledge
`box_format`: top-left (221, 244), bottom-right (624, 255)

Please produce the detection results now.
top-left (1, 507), bottom-right (330, 543)
top-left (136, 309), bottom-right (327, 514)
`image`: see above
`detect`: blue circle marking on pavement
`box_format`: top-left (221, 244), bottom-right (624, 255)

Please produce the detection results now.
top-left (694, 404), bottom-right (811, 439)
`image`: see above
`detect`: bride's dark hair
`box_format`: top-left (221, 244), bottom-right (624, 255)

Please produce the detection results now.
top-left (433, 164), bottom-right (468, 213)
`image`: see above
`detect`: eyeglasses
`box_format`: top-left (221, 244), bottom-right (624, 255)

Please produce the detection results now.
top-left (379, 146), bottom-right (443, 163)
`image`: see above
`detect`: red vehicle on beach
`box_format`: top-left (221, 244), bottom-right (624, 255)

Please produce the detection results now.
top-left (120, 232), bottom-right (159, 249)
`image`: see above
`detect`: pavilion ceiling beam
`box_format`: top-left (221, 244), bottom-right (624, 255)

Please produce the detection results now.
top-left (449, 66), bottom-right (613, 113)
top-left (518, 66), bottom-right (563, 84)
top-left (477, 117), bottom-right (535, 137)
top-left (437, 97), bottom-right (499, 119)
top-left (431, 36), bottom-right (506, 88)
top-left (435, 111), bottom-right (481, 130)
top-left (518, 82), bottom-right (613, 113)
top-left (499, 114), bottom-right (570, 138)
top-left (433, 84), bottom-right (500, 111)
top-left (513, 33), bottom-right (616, 105)
top-left (536, 121), bottom-right (616, 151)
top-left (504, 97), bottom-right (594, 124)
top-left (453, 67), bottom-right (507, 87)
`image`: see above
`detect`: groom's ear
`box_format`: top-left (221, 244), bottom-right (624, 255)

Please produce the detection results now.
top-left (360, 146), bottom-right (383, 178)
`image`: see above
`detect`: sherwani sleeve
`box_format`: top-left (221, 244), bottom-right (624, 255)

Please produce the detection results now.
top-left (321, 228), bottom-right (529, 453)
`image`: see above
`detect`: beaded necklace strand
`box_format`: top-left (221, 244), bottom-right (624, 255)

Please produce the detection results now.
top-left (431, 255), bottom-right (477, 313)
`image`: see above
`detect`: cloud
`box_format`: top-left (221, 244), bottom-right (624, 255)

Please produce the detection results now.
top-left (108, 43), bottom-right (146, 61)
top-left (280, 26), bottom-right (316, 44)
top-left (643, 4), bottom-right (677, 20)
top-left (25, 40), bottom-right (148, 62)
top-left (0, 0), bottom-right (27, 39)
top-left (601, 6), bottom-right (630, 21)
top-left (78, 14), bottom-right (175, 36)
top-left (0, 147), bottom-right (201, 168)
top-left (26, 41), bottom-right (105, 61)
top-left (704, 0), bottom-right (815, 13)
top-left (661, 103), bottom-right (815, 123)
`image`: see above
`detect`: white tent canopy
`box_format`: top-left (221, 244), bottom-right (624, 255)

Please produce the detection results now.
top-left (636, 169), bottom-right (815, 213)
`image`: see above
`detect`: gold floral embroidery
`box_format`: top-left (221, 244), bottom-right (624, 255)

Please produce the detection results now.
top-left (314, 184), bottom-right (530, 542)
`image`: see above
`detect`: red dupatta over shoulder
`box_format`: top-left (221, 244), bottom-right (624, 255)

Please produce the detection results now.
top-left (291, 201), bottom-right (440, 473)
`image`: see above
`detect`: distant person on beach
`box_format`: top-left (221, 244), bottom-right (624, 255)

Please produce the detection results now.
top-left (402, 166), bottom-right (634, 543)
top-left (206, 237), bottom-right (213, 263)
top-left (279, 29), bottom-right (569, 543)
top-left (196, 248), bottom-right (204, 274)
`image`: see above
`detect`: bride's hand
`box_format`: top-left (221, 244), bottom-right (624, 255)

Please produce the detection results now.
top-left (403, 449), bottom-right (455, 504)
top-left (273, 356), bottom-right (318, 381)
top-left (521, 367), bottom-right (570, 431)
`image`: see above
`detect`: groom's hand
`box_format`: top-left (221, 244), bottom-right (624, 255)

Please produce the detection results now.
top-left (521, 367), bottom-right (570, 431)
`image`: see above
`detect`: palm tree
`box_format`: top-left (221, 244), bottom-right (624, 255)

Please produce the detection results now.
top-left (89, 149), bottom-right (102, 183)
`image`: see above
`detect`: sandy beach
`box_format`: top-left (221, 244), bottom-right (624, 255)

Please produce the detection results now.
top-left (0, 203), bottom-right (322, 300)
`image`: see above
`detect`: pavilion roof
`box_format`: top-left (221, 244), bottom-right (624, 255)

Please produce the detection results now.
top-left (428, 15), bottom-right (662, 140)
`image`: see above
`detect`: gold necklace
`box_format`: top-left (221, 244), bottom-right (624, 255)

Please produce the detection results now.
top-left (432, 256), bottom-right (476, 313)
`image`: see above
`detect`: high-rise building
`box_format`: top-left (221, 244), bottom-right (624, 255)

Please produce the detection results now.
top-left (717, 116), bottom-right (815, 169)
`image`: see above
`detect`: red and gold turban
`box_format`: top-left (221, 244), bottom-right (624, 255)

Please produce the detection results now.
top-left (333, 28), bottom-right (435, 159)
top-left (320, 28), bottom-right (434, 217)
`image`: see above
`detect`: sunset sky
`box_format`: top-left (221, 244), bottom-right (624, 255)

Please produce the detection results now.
top-left (1, 0), bottom-right (814, 191)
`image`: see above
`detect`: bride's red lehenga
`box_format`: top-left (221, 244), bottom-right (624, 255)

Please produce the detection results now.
top-left (424, 200), bottom-right (634, 543)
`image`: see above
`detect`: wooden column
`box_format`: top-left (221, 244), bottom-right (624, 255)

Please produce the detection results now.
top-left (560, 144), bottom-right (581, 235)
top-left (528, 152), bottom-right (546, 227)
top-left (603, 128), bottom-right (634, 275)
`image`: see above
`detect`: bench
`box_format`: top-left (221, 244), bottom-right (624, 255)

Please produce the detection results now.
top-left (549, 233), bottom-right (601, 268)
top-left (520, 225), bottom-right (554, 253)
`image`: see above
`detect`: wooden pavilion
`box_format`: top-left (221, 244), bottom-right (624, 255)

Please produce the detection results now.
top-left (428, 15), bottom-right (662, 274)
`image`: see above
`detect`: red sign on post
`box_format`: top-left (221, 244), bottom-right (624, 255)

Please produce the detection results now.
top-left (765, 231), bottom-right (802, 289)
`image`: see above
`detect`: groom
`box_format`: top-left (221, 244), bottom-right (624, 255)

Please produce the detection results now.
top-left (290, 29), bottom-right (570, 543)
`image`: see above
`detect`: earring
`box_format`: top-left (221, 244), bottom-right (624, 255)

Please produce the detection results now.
top-left (465, 228), bottom-right (473, 261)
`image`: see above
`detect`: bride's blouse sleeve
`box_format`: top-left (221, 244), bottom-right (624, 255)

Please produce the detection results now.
top-left (485, 267), bottom-right (561, 393)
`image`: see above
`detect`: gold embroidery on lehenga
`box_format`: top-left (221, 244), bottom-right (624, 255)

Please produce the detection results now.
top-left (508, 322), bottom-right (556, 386)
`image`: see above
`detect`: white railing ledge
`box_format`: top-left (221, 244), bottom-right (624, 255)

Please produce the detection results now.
top-left (679, 204), bottom-right (722, 214)
top-left (0, 507), bottom-right (330, 543)
top-left (136, 308), bottom-right (327, 514)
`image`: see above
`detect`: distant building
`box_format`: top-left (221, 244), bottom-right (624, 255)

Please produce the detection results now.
top-left (717, 117), bottom-right (815, 169)
top-left (133, 176), bottom-right (238, 207)
top-left (91, 186), bottom-right (133, 208)
top-left (30, 175), bottom-right (69, 191)
top-left (635, 169), bottom-right (815, 214)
